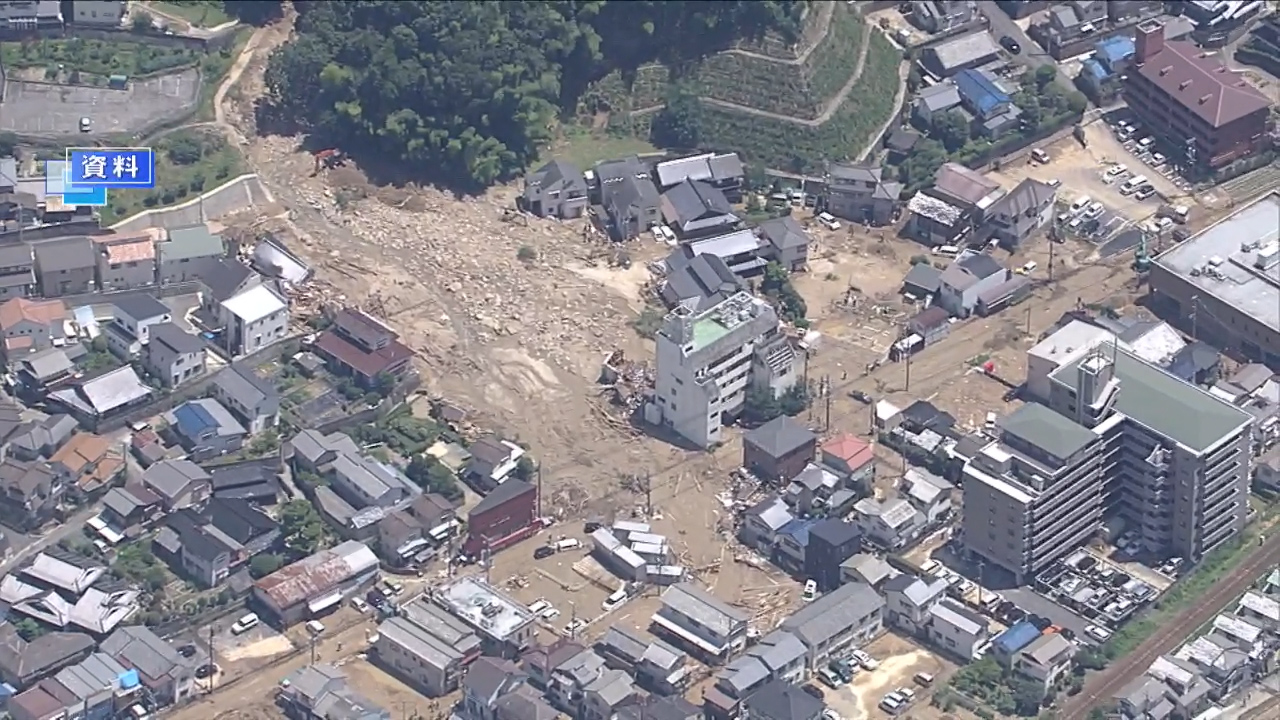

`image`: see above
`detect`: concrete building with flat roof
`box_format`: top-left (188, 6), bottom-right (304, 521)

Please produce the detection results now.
top-left (964, 343), bottom-right (1254, 582)
top-left (433, 577), bottom-right (537, 655)
top-left (1149, 192), bottom-right (1280, 370)
top-left (646, 292), bottom-right (798, 448)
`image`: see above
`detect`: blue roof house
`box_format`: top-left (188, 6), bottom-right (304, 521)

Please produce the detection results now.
top-left (165, 398), bottom-right (247, 461)
top-left (1094, 36), bottom-right (1135, 73)
top-left (992, 620), bottom-right (1043, 667)
top-left (953, 69), bottom-right (1012, 119)
top-left (774, 518), bottom-right (816, 574)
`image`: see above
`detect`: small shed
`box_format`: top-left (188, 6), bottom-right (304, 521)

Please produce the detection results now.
top-left (908, 307), bottom-right (951, 346)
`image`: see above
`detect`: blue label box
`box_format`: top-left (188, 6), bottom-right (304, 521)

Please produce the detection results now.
top-left (44, 161), bottom-right (109, 207)
top-left (66, 148), bottom-right (156, 188)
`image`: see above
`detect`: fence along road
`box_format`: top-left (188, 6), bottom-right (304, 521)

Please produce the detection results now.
top-left (1058, 532), bottom-right (1280, 718)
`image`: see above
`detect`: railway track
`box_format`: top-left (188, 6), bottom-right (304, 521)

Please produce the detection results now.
top-left (1059, 533), bottom-right (1280, 718)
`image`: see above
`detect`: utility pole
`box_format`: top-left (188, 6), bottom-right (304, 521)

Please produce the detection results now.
top-left (207, 623), bottom-right (216, 694)
top-left (904, 350), bottom-right (912, 392)
top-left (824, 375), bottom-right (832, 431)
top-left (1025, 304), bottom-right (1032, 334)
top-left (535, 462), bottom-right (543, 517)
top-left (309, 633), bottom-right (317, 665)
top-left (1048, 233), bottom-right (1056, 282)
top-left (644, 473), bottom-right (653, 517)
top-left (1190, 294), bottom-right (1199, 340)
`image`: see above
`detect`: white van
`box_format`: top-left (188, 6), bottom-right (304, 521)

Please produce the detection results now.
top-left (1020, 261), bottom-right (1038, 275)
top-left (553, 538), bottom-right (581, 552)
top-left (1069, 195), bottom-right (1091, 213)
top-left (817, 212), bottom-right (841, 230)
top-left (231, 613), bottom-right (259, 635)
top-left (603, 588), bottom-right (628, 610)
top-left (932, 245), bottom-right (960, 257)
top-left (306, 620), bottom-right (325, 635)
top-left (529, 599), bottom-right (552, 615)
top-left (1120, 175), bottom-right (1148, 195)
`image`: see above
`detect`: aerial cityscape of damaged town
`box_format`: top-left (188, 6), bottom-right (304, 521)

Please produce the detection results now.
top-left (0, 2), bottom-right (1276, 720)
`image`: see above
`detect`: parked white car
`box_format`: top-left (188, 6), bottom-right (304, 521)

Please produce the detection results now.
top-left (1137, 136), bottom-right (1156, 151)
top-left (817, 212), bottom-right (841, 231)
top-left (851, 649), bottom-right (879, 670)
top-left (1085, 625), bottom-right (1112, 642)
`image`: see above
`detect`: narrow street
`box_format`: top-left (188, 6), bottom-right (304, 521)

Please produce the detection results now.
top-left (976, 1), bottom-right (1078, 91)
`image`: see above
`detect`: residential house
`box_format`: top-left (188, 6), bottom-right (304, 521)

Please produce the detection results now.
top-left (0, 243), bottom-right (35, 300)
top-left (209, 363), bottom-right (280, 435)
top-left (953, 69), bottom-right (1023, 139)
top-left (618, 696), bottom-right (698, 720)
top-left (839, 554), bottom-right (898, 589)
top-left (1040, 0), bottom-right (1108, 53)
top-left (207, 458), bottom-right (282, 504)
top-left (144, 322), bottom-right (206, 388)
top-left (14, 348), bottom-right (76, 395)
top-left (780, 581), bottom-right (885, 668)
top-left (0, 297), bottom-right (67, 360)
top-left (103, 294), bottom-right (172, 359)
top-left (912, 83), bottom-right (963, 126)
top-left (49, 366), bottom-right (153, 424)
top-left (546, 648), bottom-right (607, 713)
top-left (652, 583), bottom-right (750, 661)
top-left (155, 498), bottom-right (280, 588)
top-left (773, 518), bottom-right (815, 575)
top-left (49, 432), bottom-right (122, 499)
top-left (524, 638), bottom-right (586, 690)
top-left (495, 688), bottom-right (564, 720)
top-left (742, 417), bottom-right (817, 483)
top-left (884, 128), bottom-right (923, 165)
top-left (984, 178), bottom-right (1057, 248)
top-left (782, 463), bottom-right (842, 515)
top-left (99, 625), bottom-right (196, 705)
top-left (70, 0), bottom-right (126, 26)
top-left (141, 459), bottom-right (212, 511)
top-left (582, 669), bottom-right (637, 720)
top-left (822, 163), bottom-right (901, 226)
top-left (906, 257), bottom-right (947, 297)
top-left (0, 458), bottom-right (62, 531)
top-left (98, 484), bottom-right (163, 537)
top-left (164, 398), bottom-right (247, 461)
top-left (882, 574), bottom-right (949, 636)
top-left (6, 414), bottom-right (76, 461)
top-left (290, 428), bottom-right (362, 473)
top-left (926, 599), bottom-right (990, 660)
top-left (466, 436), bottom-right (525, 492)
top-left (654, 153), bottom-right (744, 202)
top-left (33, 238), bottom-right (96, 297)
top-left (658, 254), bottom-right (746, 312)
top-left (853, 497), bottom-right (926, 550)
top-left (92, 234), bottom-right (157, 291)
top-left (278, 664), bottom-right (392, 720)
top-left (660, 180), bottom-right (739, 241)
top-left (911, 0), bottom-right (974, 33)
top-left (756, 216), bottom-right (812, 272)
top-left (0, 627), bottom-right (95, 691)
top-left (376, 493), bottom-right (457, 566)
top-left (0, 401), bottom-right (24, 447)
top-left (672, 230), bottom-right (772, 279)
top-left (902, 468), bottom-right (955, 524)
top-left (907, 163), bottom-right (1005, 246)
top-left (820, 434), bottom-right (876, 490)
top-left (372, 613), bottom-right (470, 697)
top-left (313, 308), bottom-right (414, 388)
top-left (523, 160), bottom-right (590, 220)
top-left (130, 428), bottom-right (166, 468)
top-left (11, 659), bottom-right (124, 720)
top-left (739, 495), bottom-right (794, 553)
top-left (460, 657), bottom-right (528, 720)
top-left (596, 156), bottom-right (661, 241)
top-left (805, 519), bottom-right (861, 592)
top-left (1016, 633), bottom-right (1076, 691)
top-left (706, 629), bottom-right (806, 717)
top-left (922, 31), bottom-right (1003, 77)
top-left (329, 451), bottom-right (416, 509)
top-left (156, 225), bottom-right (225, 284)
top-left (592, 627), bottom-right (690, 695)
top-left (741, 680), bottom-right (823, 720)
top-left (903, 306), bottom-right (951, 353)
top-left (937, 252), bottom-right (1010, 318)
top-left (196, 259), bottom-right (261, 324)
top-left (220, 284), bottom-right (289, 357)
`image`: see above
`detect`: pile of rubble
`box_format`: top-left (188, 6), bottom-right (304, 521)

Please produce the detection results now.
top-left (599, 349), bottom-right (655, 414)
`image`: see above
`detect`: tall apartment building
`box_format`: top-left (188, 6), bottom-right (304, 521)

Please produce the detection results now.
top-left (962, 343), bottom-right (1253, 582)
top-left (961, 404), bottom-right (1108, 584)
top-left (646, 293), bottom-right (798, 448)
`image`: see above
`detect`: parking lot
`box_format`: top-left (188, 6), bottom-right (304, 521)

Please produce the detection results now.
top-left (0, 69), bottom-right (200, 136)
top-left (818, 634), bottom-right (956, 720)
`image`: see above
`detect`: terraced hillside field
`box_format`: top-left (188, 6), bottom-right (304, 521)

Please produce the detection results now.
top-left (578, 1), bottom-right (905, 175)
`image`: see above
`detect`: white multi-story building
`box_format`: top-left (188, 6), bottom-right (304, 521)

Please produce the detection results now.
top-left (647, 292), bottom-right (798, 448)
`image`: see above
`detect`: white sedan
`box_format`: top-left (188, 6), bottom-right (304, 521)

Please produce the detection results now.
top-left (850, 649), bottom-right (879, 670)
top-left (1085, 625), bottom-right (1112, 642)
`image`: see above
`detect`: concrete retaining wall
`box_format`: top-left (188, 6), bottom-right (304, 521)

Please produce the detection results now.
top-left (109, 174), bottom-right (269, 233)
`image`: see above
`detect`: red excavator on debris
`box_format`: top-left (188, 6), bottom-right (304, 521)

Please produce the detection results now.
top-left (313, 148), bottom-right (346, 174)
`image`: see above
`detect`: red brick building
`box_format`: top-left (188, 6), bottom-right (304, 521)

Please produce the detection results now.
top-left (462, 479), bottom-right (539, 556)
top-left (1125, 20), bottom-right (1271, 174)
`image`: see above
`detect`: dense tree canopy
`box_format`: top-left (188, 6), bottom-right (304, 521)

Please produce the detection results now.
top-left (264, 1), bottom-right (802, 188)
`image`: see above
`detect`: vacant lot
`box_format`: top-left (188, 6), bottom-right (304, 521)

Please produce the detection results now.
top-left (820, 633), bottom-right (957, 720)
top-left (102, 128), bottom-right (245, 224)
top-left (152, 0), bottom-right (232, 28)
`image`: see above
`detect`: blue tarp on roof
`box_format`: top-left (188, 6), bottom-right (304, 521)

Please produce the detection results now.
top-left (778, 518), bottom-right (817, 547)
top-left (1081, 58), bottom-right (1111, 83)
top-left (953, 69), bottom-right (1010, 117)
top-left (1094, 36), bottom-right (1135, 70)
top-left (119, 669), bottom-right (140, 689)
top-left (173, 402), bottom-right (217, 438)
top-left (994, 620), bottom-right (1041, 654)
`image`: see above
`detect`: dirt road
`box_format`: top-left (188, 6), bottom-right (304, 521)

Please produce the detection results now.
top-left (1057, 534), bottom-right (1280, 719)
